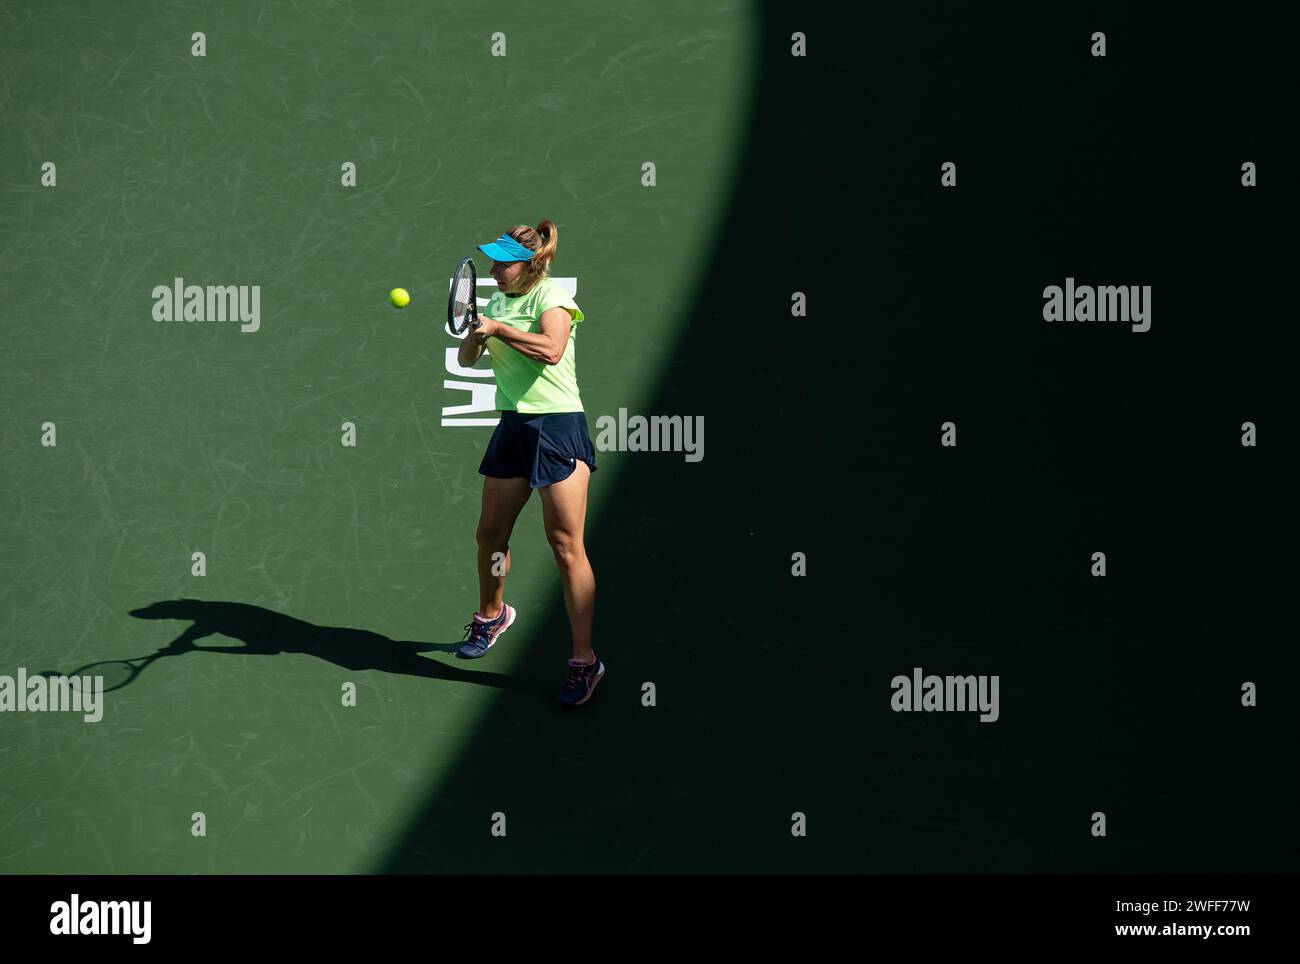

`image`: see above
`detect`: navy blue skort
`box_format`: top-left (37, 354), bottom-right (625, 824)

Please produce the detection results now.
top-left (478, 410), bottom-right (598, 489)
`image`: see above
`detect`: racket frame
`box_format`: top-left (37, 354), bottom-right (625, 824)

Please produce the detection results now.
top-left (447, 256), bottom-right (479, 336)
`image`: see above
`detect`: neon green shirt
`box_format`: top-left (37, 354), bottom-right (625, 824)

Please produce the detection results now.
top-left (485, 277), bottom-right (586, 414)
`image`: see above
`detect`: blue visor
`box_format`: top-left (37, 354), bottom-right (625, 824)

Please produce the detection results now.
top-left (476, 234), bottom-right (536, 262)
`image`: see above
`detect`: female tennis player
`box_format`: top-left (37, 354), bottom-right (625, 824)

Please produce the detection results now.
top-left (454, 219), bottom-right (604, 707)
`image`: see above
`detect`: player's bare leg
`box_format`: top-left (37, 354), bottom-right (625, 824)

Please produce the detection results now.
top-left (476, 476), bottom-right (531, 618)
top-left (539, 461), bottom-right (595, 663)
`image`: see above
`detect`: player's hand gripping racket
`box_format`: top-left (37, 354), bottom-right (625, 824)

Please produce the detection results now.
top-left (447, 256), bottom-right (479, 337)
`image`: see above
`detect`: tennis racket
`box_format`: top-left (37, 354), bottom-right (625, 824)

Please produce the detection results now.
top-left (447, 256), bottom-right (479, 336)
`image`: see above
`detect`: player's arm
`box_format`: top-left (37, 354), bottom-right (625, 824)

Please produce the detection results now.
top-left (480, 307), bottom-right (572, 365)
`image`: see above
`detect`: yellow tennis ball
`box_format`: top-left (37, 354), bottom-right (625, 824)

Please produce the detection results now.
top-left (389, 287), bottom-right (410, 308)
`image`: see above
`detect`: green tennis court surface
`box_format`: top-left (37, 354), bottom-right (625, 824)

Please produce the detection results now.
top-left (2, 2), bottom-right (1295, 874)
top-left (0, 0), bottom-right (759, 873)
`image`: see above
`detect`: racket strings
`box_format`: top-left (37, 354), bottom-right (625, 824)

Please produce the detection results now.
top-left (453, 270), bottom-right (474, 325)
top-left (448, 258), bottom-right (478, 334)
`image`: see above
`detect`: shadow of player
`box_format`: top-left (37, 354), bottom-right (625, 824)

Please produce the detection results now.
top-left (105, 598), bottom-right (528, 693)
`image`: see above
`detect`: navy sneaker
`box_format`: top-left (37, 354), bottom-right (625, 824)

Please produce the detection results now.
top-left (558, 653), bottom-right (605, 707)
top-left (457, 604), bottom-right (516, 658)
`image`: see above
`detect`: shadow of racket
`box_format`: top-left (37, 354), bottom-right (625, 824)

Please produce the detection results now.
top-left (38, 648), bottom-right (174, 693)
